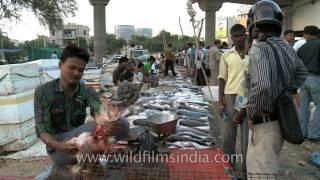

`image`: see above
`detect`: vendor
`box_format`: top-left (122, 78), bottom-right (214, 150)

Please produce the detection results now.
top-left (133, 61), bottom-right (145, 83)
top-left (112, 56), bottom-right (129, 86)
top-left (149, 56), bottom-right (159, 87)
top-left (34, 45), bottom-right (129, 166)
top-left (117, 71), bottom-right (139, 104)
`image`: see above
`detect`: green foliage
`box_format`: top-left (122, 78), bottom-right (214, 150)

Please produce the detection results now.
top-left (0, 33), bottom-right (15, 49)
top-left (130, 30), bottom-right (194, 52)
top-left (106, 34), bottom-right (126, 54)
top-left (89, 34), bottom-right (126, 55)
top-left (78, 37), bottom-right (88, 49)
top-left (0, 0), bottom-right (78, 30)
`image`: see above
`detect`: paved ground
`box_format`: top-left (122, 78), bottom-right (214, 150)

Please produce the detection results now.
top-left (211, 101), bottom-right (320, 179)
top-left (0, 67), bottom-right (319, 179)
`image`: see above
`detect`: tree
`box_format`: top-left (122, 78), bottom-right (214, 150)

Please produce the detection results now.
top-left (105, 34), bottom-right (126, 54)
top-left (0, 0), bottom-right (78, 30)
top-left (89, 34), bottom-right (126, 55)
top-left (0, 32), bottom-right (14, 49)
top-left (78, 37), bottom-right (88, 49)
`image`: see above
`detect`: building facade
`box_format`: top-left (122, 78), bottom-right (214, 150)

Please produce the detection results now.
top-left (48, 23), bottom-right (90, 47)
top-left (236, 5), bottom-right (252, 28)
top-left (115, 25), bottom-right (135, 40)
top-left (292, 0), bottom-right (320, 32)
top-left (135, 28), bottom-right (153, 38)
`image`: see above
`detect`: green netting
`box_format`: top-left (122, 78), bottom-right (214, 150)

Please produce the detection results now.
top-left (28, 48), bottom-right (62, 61)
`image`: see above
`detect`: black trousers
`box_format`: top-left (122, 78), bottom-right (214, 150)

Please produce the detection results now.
top-left (165, 59), bottom-right (176, 76)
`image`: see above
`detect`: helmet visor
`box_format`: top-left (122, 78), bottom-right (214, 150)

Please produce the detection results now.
top-left (255, 5), bottom-right (275, 21)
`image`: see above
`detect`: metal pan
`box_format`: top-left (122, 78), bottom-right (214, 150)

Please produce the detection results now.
top-left (133, 113), bottom-right (178, 136)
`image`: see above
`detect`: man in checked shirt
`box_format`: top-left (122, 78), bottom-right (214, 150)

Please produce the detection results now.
top-left (246, 0), bottom-right (308, 175)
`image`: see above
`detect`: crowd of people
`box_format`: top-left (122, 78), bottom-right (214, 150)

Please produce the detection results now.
top-left (215, 0), bottom-right (319, 177)
top-left (33, 0), bottom-right (319, 178)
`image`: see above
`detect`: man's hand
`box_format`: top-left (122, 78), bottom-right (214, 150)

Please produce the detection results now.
top-left (233, 111), bottom-right (244, 124)
top-left (248, 114), bottom-right (254, 132)
top-left (58, 139), bottom-right (78, 154)
top-left (97, 98), bottom-right (124, 125)
top-left (94, 122), bottom-right (121, 137)
top-left (218, 101), bottom-right (225, 114)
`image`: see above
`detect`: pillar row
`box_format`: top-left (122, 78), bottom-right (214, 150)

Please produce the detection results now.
top-left (89, 0), bottom-right (110, 66)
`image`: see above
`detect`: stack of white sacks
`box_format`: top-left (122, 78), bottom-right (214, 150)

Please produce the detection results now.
top-left (0, 59), bottom-right (60, 153)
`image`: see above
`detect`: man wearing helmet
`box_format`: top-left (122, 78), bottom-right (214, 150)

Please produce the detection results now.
top-left (246, 0), bottom-right (308, 175)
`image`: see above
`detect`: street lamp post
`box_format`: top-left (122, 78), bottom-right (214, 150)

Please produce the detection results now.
top-left (0, 29), bottom-right (3, 50)
top-left (0, 30), bottom-right (8, 49)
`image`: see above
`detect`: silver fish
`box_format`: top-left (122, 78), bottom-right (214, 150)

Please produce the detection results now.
top-left (174, 132), bottom-right (215, 143)
top-left (190, 126), bottom-right (210, 134)
top-left (177, 126), bottom-right (208, 137)
top-left (179, 116), bottom-right (209, 123)
top-left (170, 141), bottom-right (210, 149)
top-left (167, 142), bottom-right (185, 148)
top-left (167, 135), bottom-right (208, 146)
top-left (178, 105), bottom-right (210, 114)
top-left (179, 119), bottom-right (209, 127)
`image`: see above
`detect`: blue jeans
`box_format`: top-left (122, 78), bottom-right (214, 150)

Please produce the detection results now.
top-left (299, 76), bottom-right (320, 139)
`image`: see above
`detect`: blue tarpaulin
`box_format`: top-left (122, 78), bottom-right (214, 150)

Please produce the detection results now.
top-left (311, 152), bottom-right (320, 168)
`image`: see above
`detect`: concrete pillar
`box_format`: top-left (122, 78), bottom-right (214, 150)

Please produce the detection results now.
top-left (89, 0), bottom-right (110, 66)
top-left (282, 6), bottom-right (293, 31)
top-left (197, 0), bottom-right (222, 46)
top-left (205, 10), bottom-right (216, 46)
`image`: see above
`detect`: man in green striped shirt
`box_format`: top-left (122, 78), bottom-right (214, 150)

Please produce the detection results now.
top-left (34, 45), bottom-right (129, 165)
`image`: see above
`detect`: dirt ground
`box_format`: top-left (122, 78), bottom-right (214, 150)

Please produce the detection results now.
top-left (0, 157), bottom-right (51, 179)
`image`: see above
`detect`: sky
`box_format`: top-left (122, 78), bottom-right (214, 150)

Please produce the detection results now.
top-left (1, 0), bottom-right (244, 41)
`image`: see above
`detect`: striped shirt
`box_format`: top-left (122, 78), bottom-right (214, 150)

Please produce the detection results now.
top-left (247, 36), bottom-right (308, 117)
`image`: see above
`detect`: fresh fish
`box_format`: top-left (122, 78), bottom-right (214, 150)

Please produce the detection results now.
top-left (179, 116), bottom-right (209, 123)
top-left (170, 141), bottom-right (210, 149)
top-left (130, 106), bottom-right (145, 114)
top-left (177, 109), bottom-right (214, 121)
top-left (127, 115), bottom-right (148, 121)
top-left (178, 105), bottom-right (210, 114)
top-left (177, 126), bottom-right (208, 137)
top-left (143, 104), bottom-right (164, 111)
top-left (128, 126), bottom-right (145, 140)
top-left (174, 132), bottom-right (215, 143)
top-left (167, 142), bottom-right (185, 148)
top-left (182, 84), bottom-right (201, 90)
top-left (167, 135), bottom-right (208, 146)
top-left (179, 119), bottom-right (209, 127)
top-left (188, 101), bottom-right (213, 107)
top-left (190, 126), bottom-right (210, 134)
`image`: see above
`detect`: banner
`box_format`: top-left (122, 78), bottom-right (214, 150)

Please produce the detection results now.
top-left (216, 18), bottom-right (228, 38)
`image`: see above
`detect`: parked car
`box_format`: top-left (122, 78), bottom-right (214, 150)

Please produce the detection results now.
top-left (136, 54), bottom-right (151, 64)
top-left (104, 55), bottom-right (122, 64)
top-left (132, 49), bottom-right (149, 59)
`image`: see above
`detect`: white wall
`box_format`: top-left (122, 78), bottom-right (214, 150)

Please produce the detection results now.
top-left (292, 0), bottom-right (320, 31)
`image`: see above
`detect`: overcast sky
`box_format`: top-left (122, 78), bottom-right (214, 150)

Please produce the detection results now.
top-left (2, 0), bottom-right (244, 41)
